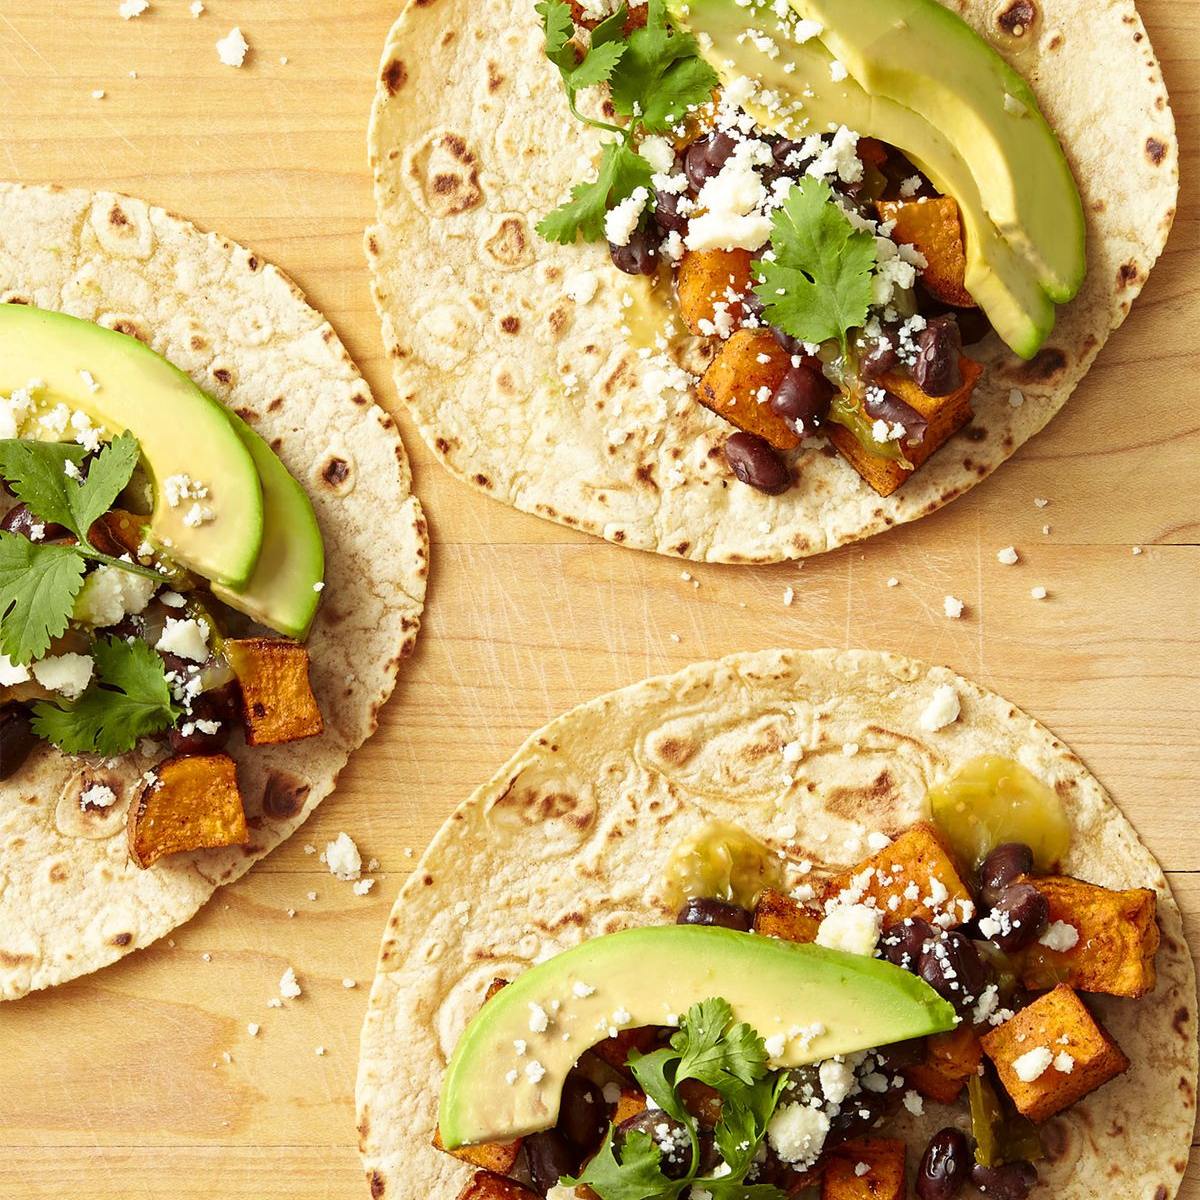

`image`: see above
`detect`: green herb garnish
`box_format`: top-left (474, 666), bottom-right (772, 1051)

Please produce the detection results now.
top-left (535, 0), bottom-right (718, 245)
top-left (566, 998), bottom-right (789, 1200)
top-left (0, 432), bottom-right (167, 664)
top-left (753, 178), bottom-right (878, 354)
top-left (31, 635), bottom-right (180, 756)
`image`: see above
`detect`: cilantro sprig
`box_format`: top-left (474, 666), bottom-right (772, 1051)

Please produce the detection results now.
top-left (535, 0), bottom-right (718, 245)
top-left (31, 635), bottom-right (180, 756)
top-left (566, 999), bottom-right (789, 1200)
top-left (0, 433), bottom-right (168, 664)
top-left (752, 178), bottom-right (878, 354)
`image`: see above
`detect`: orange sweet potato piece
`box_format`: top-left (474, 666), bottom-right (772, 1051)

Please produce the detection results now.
top-left (128, 752), bottom-right (248, 868)
top-left (1017, 875), bottom-right (1159, 998)
top-left (697, 329), bottom-right (800, 452)
top-left (754, 888), bottom-right (821, 944)
top-left (455, 1172), bottom-right (540, 1200)
top-left (821, 1137), bottom-right (906, 1200)
top-left (613, 1086), bottom-right (648, 1125)
top-left (906, 1025), bottom-right (983, 1104)
top-left (876, 197), bottom-right (974, 308)
top-left (677, 248), bottom-right (754, 336)
top-left (591, 1026), bottom-right (660, 1076)
top-left (827, 356), bottom-right (982, 497)
top-left (981, 985), bottom-right (1129, 1122)
top-left (485, 978), bottom-right (509, 1002)
top-left (823, 823), bottom-right (973, 929)
top-left (434, 1127), bottom-right (523, 1174)
top-left (224, 638), bottom-right (323, 746)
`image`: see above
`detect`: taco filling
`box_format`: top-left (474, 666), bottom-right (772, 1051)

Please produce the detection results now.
top-left (0, 304), bottom-right (325, 868)
top-left (535, 0), bottom-right (1085, 497)
top-left (431, 759), bottom-right (1159, 1200)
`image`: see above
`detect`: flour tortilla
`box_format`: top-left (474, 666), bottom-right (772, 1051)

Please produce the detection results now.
top-left (366, 0), bottom-right (1177, 562)
top-left (0, 183), bottom-right (429, 999)
top-left (357, 649), bottom-right (1196, 1200)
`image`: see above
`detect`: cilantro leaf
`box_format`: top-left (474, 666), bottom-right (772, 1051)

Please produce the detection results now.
top-left (673, 998), bottom-right (769, 1094)
top-left (68, 431), bottom-right (141, 541)
top-left (753, 178), bottom-right (878, 352)
top-left (568, 1128), bottom-right (685, 1200)
top-left (536, 139), bottom-right (653, 245)
top-left (31, 636), bottom-right (179, 756)
top-left (712, 1073), bottom-right (789, 1178)
top-left (0, 534), bottom-right (87, 665)
top-left (537, 0), bottom-right (628, 130)
top-left (608, 0), bottom-right (717, 133)
top-left (629, 1046), bottom-right (691, 1124)
top-left (536, 0), bottom-right (575, 71)
top-left (568, 38), bottom-right (627, 91)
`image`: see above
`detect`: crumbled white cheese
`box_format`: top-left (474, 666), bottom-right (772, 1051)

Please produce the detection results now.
top-left (943, 595), bottom-right (965, 619)
top-left (190, 0), bottom-right (204, 14)
top-left (353, 878), bottom-right (375, 896)
top-left (818, 1058), bottom-right (857, 1106)
top-left (564, 270), bottom-right (599, 305)
top-left (528, 1003), bottom-right (550, 1034)
top-left (1012, 1046), bottom-right (1054, 1083)
top-left (155, 617), bottom-right (210, 663)
top-left (639, 135), bottom-right (676, 175)
top-left (1030, 586), bottom-right (1048, 600)
top-left (73, 565), bottom-right (159, 628)
top-left (605, 187), bottom-right (651, 248)
top-left (829, 59), bottom-right (848, 82)
top-left (216, 26), bottom-right (249, 67)
top-left (1038, 921), bottom-right (1079, 952)
top-left (118, 0), bottom-right (149, 18)
top-left (247, 1023), bottom-right (259, 1037)
top-left (525, 1060), bottom-right (546, 1084)
top-left (685, 139), bottom-right (774, 253)
top-left (162, 473), bottom-right (209, 508)
top-left (80, 784), bottom-right (118, 810)
top-left (325, 832), bottom-right (362, 881)
top-left (278, 967), bottom-right (302, 999)
top-left (901, 1090), bottom-right (924, 1115)
top-left (816, 904), bottom-right (882, 957)
top-left (866, 831), bottom-right (892, 852)
top-left (920, 684), bottom-right (961, 732)
top-left (1008, 387), bottom-right (1025, 408)
top-left (996, 546), bottom-right (1019, 566)
top-left (1053, 1051), bottom-right (1075, 1074)
top-left (767, 1102), bottom-right (829, 1167)
top-left (31, 653), bottom-right (94, 699)
top-left (0, 654), bottom-right (31, 687)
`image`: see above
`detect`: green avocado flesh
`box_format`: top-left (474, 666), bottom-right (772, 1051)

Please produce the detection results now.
top-left (438, 925), bottom-right (957, 1149)
top-left (791, 0), bottom-right (1085, 303)
top-left (669, 0), bottom-right (1071, 358)
top-left (0, 305), bottom-right (263, 588)
top-left (211, 412), bottom-right (324, 640)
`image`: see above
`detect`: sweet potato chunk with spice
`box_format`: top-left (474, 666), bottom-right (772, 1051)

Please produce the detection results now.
top-left (827, 357), bottom-right (982, 497)
top-left (876, 197), bottom-right (974, 307)
top-left (677, 248), bottom-right (754, 336)
top-left (224, 638), bottom-right (323, 746)
top-left (433, 1127), bottom-right (522, 1174)
top-left (822, 1136), bottom-right (906, 1200)
top-left (455, 1172), bottom-right (540, 1200)
top-left (981, 985), bottom-right (1129, 1122)
top-left (823, 823), bottom-right (973, 929)
top-left (128, 752), bottom-right (248, 868)
top-left (754, 888), bottom-right (821, 944)
top-left (591, 1025), bottom-right (660, 1076)
top-left (613, 1085), bottom-right (648, 1125)
top-left (1017, 875), bottom-right (1159, 998)
top-left (906, 1025), bottom-right (983, 1103)
top-left (697, 330), bottom-right (800, 452)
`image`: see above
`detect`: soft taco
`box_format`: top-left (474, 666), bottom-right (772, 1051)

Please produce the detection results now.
top-left (0, 183), bottom-right (428, 999)
top-left (357, 649), bottom-right (1196, 1200)
top-left (367, 0), bottom-right (1176, 562)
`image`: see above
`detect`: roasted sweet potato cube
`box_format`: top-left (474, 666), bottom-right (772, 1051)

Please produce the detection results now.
top-left (821, 1136), bottom-right (906, 1200)
top-left (677, 248), bottom-right (754, 336)
top-left (754, 888), bottom-right (821, 944)
top-left (828, 357), bottom-right (982, 497)
top-left (876, 197), bottom-right (974, 307)
top-left (128, 753), bottom-right (248, 868)
top-left (823, 822), bottom-right (973, 929)
top-left (696, 329), bottom-right (800, 452)
top-left (906, 1025), bottom-right (983, 1104)
top-left (455, 1171), bottom-right (540, 1200)
top-left (485, 978), bottom-right (509, 1002)
top-left (224, 638), bottom-right (324, 746)
top-left (613, 1085), bottom-right (648, 1125)
top-left (434, 1127), bottom-right (522, 1174)
top-left (591, 1025), bottom-right (660, 1076)
top-left (1018, 875), bottom-right (1159, 998)
top-left (981, 985), bottom-right (1129, 1122)
top-left (568, 0), bottom-right (647, 30)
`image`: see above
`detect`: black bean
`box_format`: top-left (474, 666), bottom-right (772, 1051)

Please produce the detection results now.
top-left (986, 883), bottom-right (1049, 953)
top-left (684, 132), bottom-right (737, 191)
top-left (676, 897), bottom-right (753, 931)
top-left (0, 703), bottom-right (37, 781)
top-left (771, 139), bottom-right (808, 171)
top-left (969, 1161), bottom-right (1038, 1200)
top-left (616, 1110), bottom-right (692, 1179)
top-left (653, 189), bottom-right (689, 236)
top-left (863, 388), bottom-right (928, 447)
top-left (913, 314), bottom-right (963, 396)
top-left (916, 1127), bottom-right (970, 1200)
top-left (167, 688), bottom-right (236, 756)
top-left (556, 1072), bottom-right (609, 1154)
top-left (770, 365), bottom-right (833, 435)
top-left (723, 433), bottom-right (791, 495)
top-left (860, 335), bottom-right (899, 380)
top-left (610, 226), bottom-right (660, 276)
top-left (770, 325), bottom-right (804, 355)
top-left (525, 1130), bottom-right (579, 1196)
top-left (829, 1087), bottom-right (888, 1140)
top-left (979, 844), bottom-right (1034, 909)
top-left (918, 930), bottom-right (990, 1015)
top-left (0, 502), bottom-right (69, 542)
top-left (882, 916), bottom-right (935, 972)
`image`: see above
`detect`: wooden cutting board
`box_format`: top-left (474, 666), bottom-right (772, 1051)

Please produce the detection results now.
top-left (0, 1), bottom-right (1195, 1195)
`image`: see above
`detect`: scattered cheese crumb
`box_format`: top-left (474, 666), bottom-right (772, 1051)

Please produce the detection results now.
top-left (279, 967), bottom-right (302, 999)
top-left (1030, 586), bottom-right (1048, 600)
top-left (996, 546), bottom-right (1019, 565)
top-left (943, 595), bottom-right (965, 619)
top-left (325, 832), bottom-right (362, 881)
top-left (216, 26), bottom-right (249, 67)
top-left (920, 684), bottom-right (960, 732)
top-left (118, 0), bottom-right (149, 17)
top-left (1012, 1046), bottom-right (1054, 1083)
top-left (1053, 1051), bottom-right (1075, 1074)
top-left (1038, 921), bottom-right (1079, 952)
top-left (816, 904), bottom-right (882, 957)
top-left (247, 1023), bottom-right (259, 1037)
top-left (1008, 388), bottom-right (1025, 408)
top-left (783, 586), bottom-right (795, 606)
top-left (80, 784), bottom-right (118, 811)
top-left (886, 577), bottom-right (899, 588)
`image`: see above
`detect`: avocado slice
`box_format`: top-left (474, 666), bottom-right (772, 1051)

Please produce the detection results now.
top-left (0, 305), bottom-right (264, 587)
top-left (788, 0), bottom-right (1085, 303)
top-left (211, 413), bottom-right (324, 639)
top-left (438, 925), bottom-right (956, 1149)
top-left (670, 0), bottom-right (1055, 357)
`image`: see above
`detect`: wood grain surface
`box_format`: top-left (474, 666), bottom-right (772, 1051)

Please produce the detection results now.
top-left (0, 1), bottom-right (1196, 1196)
